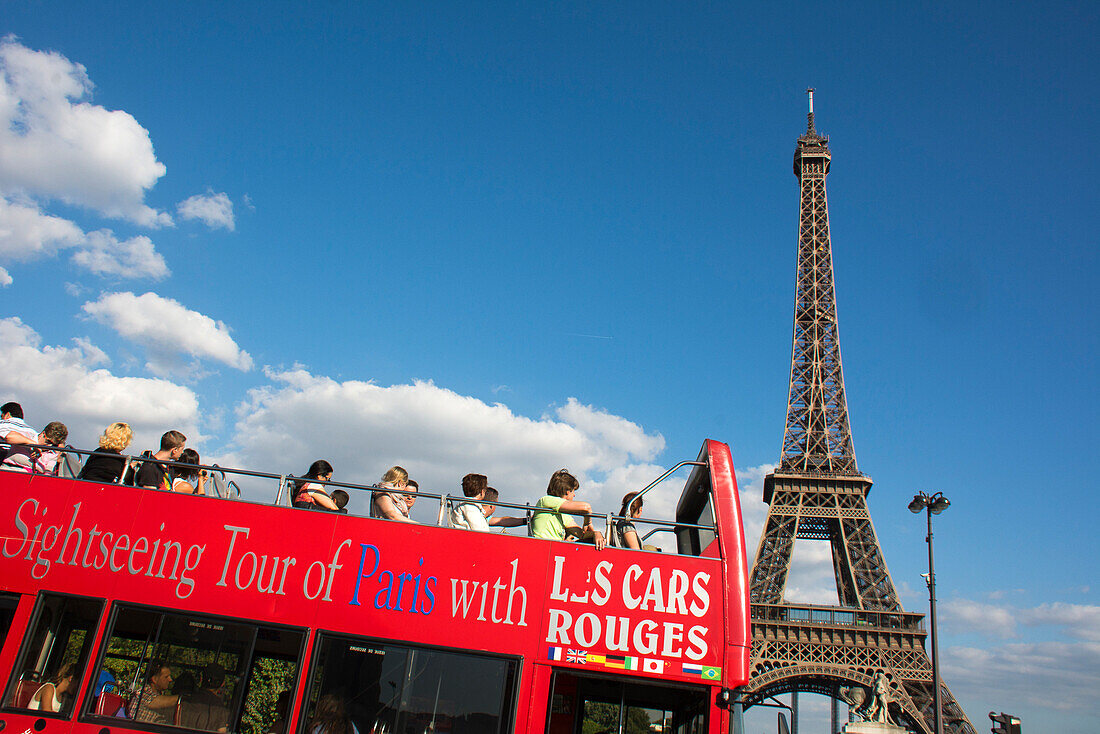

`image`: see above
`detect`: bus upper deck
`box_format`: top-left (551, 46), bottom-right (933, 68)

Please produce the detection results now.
top-left (0, 439), bottom-right (749, 734)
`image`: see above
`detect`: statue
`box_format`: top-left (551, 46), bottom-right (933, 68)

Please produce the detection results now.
top-left (862, 672), bottom-right (894, 724)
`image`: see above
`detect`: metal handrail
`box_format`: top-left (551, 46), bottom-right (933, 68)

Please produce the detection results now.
top-left (631, 460), bottom-right (706, 506)
top-left (3, 442), bottom-right (719, 552)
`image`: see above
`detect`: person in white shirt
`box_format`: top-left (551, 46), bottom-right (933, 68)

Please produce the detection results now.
top-left (450, 474), bottom-right (527, 532)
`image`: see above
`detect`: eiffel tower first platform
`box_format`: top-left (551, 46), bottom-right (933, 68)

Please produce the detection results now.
top-left (741, 92), bottom-right (976, 734)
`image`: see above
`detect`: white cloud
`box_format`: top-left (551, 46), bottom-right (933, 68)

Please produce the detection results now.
top-left (177, 190), bottom-right (235, 231)
top-left (941, 598), bottom-right (1019, 638)
top-left (1021, 602), bottom-right (1100, 641)
top-left (0, 196), bottom-right (84, 260)
top-left (0, 197), bottom-right (170, 281)
top-left (70, 231), bottom-right (169, 280)
top-left (216, 369), bottom-right (670, 520)
top-left (0, 317), bottom-right (200, 450)
top-left (0, 266), bottom-right (10, 286)
top-left (81, 291), bottom-right (253, 376)
top-left (945, 641), bottom-right (1100, 721)
top-left (941, 598), bottom-right (1100, 642)
top-left (0, 38), bottom-right (169, 227)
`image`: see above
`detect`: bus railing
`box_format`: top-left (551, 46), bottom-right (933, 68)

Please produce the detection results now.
top-left (2, 442), bottom-right (718, 551)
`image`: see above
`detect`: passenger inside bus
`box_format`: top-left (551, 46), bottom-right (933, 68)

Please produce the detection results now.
top-left (128, 659), bottom-right (180, 723)
top-left (531, 469), bottom-right (606, 550)
top-left (307, 693), bottom-right (358, 734)
top-left (27, 662), bottom-right (77, 713)
top-left (179, 662), bottom-right (231, 733)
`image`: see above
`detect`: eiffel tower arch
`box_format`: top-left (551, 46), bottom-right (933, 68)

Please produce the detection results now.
top-left (741, 92), bottom-right (976, 734)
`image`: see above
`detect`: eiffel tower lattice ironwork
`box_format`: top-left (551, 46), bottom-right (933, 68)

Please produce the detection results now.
top-left (742, 91), bottom-right (976, 734)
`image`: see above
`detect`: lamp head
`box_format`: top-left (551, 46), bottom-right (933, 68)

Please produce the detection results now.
top-left (930, 495), bottom-right (951, 515)
top-left (908, 495), bottom-right (926, 514)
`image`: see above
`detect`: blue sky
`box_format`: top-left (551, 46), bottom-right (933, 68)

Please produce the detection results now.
top-left (1, 1), bottom-right (1097, 731)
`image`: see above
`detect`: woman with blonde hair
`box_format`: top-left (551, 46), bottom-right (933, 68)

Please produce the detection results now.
top-left (78, 422), bottom-right (133, 483)
top-left (370, 466), bottom-right (416, 523)
top-left (28, 662), bottom-right (77, 713)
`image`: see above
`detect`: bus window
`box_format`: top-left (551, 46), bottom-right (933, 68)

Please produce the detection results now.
top-left (0, 592), bottom-right (18, 651)
top-left (1, 593), bottom-right (103, 716)
top-left (303, 633), bottom-right (519, 734)
top-left (85, 604), bottom-right (305, 734)
top-left (549, 672), bottom-right (708, 734)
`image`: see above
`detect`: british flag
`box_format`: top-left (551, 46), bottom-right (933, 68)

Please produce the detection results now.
top-left (566, 649), bottom-right (588, 664)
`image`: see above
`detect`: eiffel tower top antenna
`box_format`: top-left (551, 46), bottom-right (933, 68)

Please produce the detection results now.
top-left (806, 87), bottom-right (815, 133)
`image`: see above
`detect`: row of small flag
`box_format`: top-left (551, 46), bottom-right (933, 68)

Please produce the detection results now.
top-left (547, 646), bottom-right (721, 680)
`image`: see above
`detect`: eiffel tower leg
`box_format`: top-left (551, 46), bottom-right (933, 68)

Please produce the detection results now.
top-left (749, 499), bottom-right (800, 603)
top-left (903, 677), bottom-right (977, 734)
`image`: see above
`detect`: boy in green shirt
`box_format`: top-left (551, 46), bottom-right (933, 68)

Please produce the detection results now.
top-left (531, 469), bottom-right (605, 550)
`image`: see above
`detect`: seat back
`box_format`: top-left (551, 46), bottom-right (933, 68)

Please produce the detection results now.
top-left (58, 451), bottom-right (83, 479)
top-left (13, 678), bottom-right (39, 708)
top-left (94, 691), bottom-right (127, 717)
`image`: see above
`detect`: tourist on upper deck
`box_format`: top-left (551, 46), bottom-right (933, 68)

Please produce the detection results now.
top-left (450, 475), bottom-right (528, 532)
top-left (133, 430), bottom-right (187, 491)
top-left (371, 466), bottom-right (415, 523)
top-left (404, 479), bottom-right (419, 511)
top-left (531, 469), bottom-right (605, 550)
top-left (0, 402), bottom-right (38, 445)
top-left (28, 662), bottom-right (77, 713)
top-left (614, 492), bottom-right (644, 549)
top-left (171, 449), bottom-right (207, 495)
top-left (1, 421), bottom-right (67, 474)
top-left (308, 693), bottom-right (358, 734)
top-left (482, 486), bottom-right (528, 531)
top-left (179, 662), bottom-right (230, 733)
top-left (450, 473), bottom-right (488, 530)
top-left (128, 659), bottom-right (179, 723)
top-left (78, 422), bottom-right (133, 484)
top-left (293, 460), bottom-right (340, 511)
top-left (0, 402), bottom-right (38, 467)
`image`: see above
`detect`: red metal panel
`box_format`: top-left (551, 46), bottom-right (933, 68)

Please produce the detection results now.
top-left (703, 439), bottom-right (751, 687)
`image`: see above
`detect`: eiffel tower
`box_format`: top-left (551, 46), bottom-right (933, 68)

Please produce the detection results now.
top-left (742, 92), bottom-right (976, 734)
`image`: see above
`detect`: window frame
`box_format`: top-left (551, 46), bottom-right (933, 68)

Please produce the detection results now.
top-left (0, 590), bottom-right (106, 720)
top-left (79, 600), bottom-right (309, 734)
top-left (300, 628), bottom-right (523, 734)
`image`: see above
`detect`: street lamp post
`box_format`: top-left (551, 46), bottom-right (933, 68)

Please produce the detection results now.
top-left (909, 491), bottom-right (951, 734)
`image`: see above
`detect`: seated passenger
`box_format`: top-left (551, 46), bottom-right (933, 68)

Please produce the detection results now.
top-left (28, 662), bottom-right (77, 713)
top-left (404, 479), bottom-right (419, 512)
top-left (371, 466), bottom-right (415, 523)
top-left (0, 401), bottom-right (38, 445)
top-left (1, 421), bottom-right (67, 474)
top-left (171, 449), bottom-right (207, 495)
top-left (293, 460), bottom-right (339, 511)
top-left (308, 693), bottom-right (358, 734)
top-left (482, 487), bottom-right (528, 531)
top-left (128, 659), bottom-right (179, 723)
top-left (134, 430), bottom-right (187, 490)
top-left (331, 489), bottom-right (350, 514)
top-left (531, 469), bottom-right (605, 550)
top-left (614, 492), bottom-right (643, 549)
top-left (179, 662), bottom-right (231, 733)
top-left (78, 422), bottom-right (133, 484)
top-left (449, 473), bottom-right (488, 530)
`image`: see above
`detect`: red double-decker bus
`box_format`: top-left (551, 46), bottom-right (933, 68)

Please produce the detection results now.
top-left (0, 439), bottom-right (749, 734)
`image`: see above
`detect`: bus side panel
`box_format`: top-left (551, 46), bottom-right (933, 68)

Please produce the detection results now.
top-left (0, 594), bottom-right (35, 690)
top-left (526, 663), bottom-right (554, 734)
